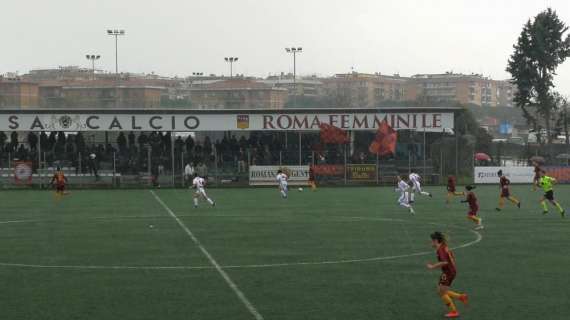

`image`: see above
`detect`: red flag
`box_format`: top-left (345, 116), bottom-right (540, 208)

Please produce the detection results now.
top-left (319, 123), bottom-right (349, 144)
top-left (369, 121), bottom-right (397, 156)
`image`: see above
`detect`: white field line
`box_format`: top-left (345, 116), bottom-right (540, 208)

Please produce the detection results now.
top-left (0, 216), bottom-right (483, 271)
top-left (150, 190), bottom-right (264, 320)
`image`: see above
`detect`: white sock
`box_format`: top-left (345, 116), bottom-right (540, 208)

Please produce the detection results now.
top-left (421, 191), bottom-right (430, 196)
top-left (400, 202), bottom-right (410, 208)
top-left (193, 198), bottom-right (198, 207)
top-left (410, 193), bottom-right (415, 201)
top-left (281, 190), bottom-right (287, 198)
top-left (206, 198), bottom-right (214, 205)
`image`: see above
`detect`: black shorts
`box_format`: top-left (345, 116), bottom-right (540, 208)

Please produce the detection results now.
top-left (544, 190), bottom-right (554, 201)
top-left (439, 272), bottom-right (456, 287)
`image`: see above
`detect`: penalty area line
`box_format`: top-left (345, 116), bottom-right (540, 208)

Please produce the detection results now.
top-left (150, 190), bottom-right (264, 320)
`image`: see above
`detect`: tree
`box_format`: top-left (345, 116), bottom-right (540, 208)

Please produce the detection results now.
top-left (507, 8), bottom-right (570, 145)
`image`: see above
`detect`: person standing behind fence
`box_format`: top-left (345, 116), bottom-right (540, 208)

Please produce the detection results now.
top-left (184, 162), bottom-right (195, 187)
top-left (197, 162), bottom-right (208, 178)
top-left (88, 153), bottom-right (99, 180)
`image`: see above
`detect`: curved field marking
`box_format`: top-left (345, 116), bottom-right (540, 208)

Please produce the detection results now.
top-left (0, 216), bottom-right (482, 271)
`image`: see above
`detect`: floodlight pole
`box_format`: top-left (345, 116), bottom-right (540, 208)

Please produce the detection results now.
top-left (285, 47), bottom-right (302, 107)
top-left (107, 29), bottom-right (125, 78)
top-left (85, 54), bottom-right (101, 80)
top-left (224, 57), bottom-right (239, 78)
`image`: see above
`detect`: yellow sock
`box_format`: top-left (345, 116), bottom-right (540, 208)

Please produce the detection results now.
top-left (447, 290), bottom-right (462, 300)
top-left (555, 202), bottom-right (564, 213)
top-left (455, 192), bottom-right (465, 196)
top-left (509, 196), bottom-right (520, 205)
top-left (446, 193), bottom-right (452, 203)
top-left (468, 216), bottom-right (480, 224)
top-left (441, 294), bottom-right (457, 312)
top-left (541, 201), bottom-right (548, 211)
top-left (498, 197), bottom-right (505, 208)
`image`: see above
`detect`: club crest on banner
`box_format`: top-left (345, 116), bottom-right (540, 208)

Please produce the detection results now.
top-left (236, 115), bottom-right (250, 129)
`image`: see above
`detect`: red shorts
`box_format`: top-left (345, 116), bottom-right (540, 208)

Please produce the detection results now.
top-left (500, 189), bottom-right (510, 197)
top-left (468, 206), bottom-right (479, 216)
top-left (56, 184), bottom-right (65, 192)
top-left (439, 272), bottom-right (456, 286)
top-left (448, 186), bottom-right (456, 193)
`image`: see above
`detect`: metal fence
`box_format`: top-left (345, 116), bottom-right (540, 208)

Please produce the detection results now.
top-left (6, 131), bottom-right (561, 189)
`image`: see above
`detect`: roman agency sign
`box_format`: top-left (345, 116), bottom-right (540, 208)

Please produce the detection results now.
top-left (0, 112), bottom-right (453, 132)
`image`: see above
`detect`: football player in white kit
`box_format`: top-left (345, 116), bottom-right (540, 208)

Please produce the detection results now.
top-left (409, 170), bottom-right (432, 202)
top-left (276, 170), bottom-right (288, 199)
top-left (192, 174), bottom-right (215, 208)
top-left (396, 175), bottom-right (415, 215)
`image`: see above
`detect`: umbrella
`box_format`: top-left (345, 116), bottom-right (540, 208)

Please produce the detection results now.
top-left (530, 156), bottom-right (545, 164)
top-left (555, 153), bottom-right (570, 160)
top-left (474, 153), bottom-right (491, 161)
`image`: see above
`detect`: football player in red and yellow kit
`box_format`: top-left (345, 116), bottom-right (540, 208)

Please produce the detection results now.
top-left (461, 185), bottom-right (483, 230)
top-left (427, 232), bottom-right (468, 318)
top-left (496, 170), bottom-right (520, 211)
top-left (446, 175), bottom-right (464, 204)
top-left (50, 167), bottom-right (68, 199)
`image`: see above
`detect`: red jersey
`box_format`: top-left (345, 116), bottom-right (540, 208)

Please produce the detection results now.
top-left (466, 191), bottom-right (478, 209)
top-left (309, 167), bottom-right (315, 181)
top-left (447, 176), bottom-right (456, 192)
top-left (52, 171), bottom-right (66, 186)
top-left (499, 176), bottom-right (510, 190)
top-left (437, 244), bottom-right (457, 276)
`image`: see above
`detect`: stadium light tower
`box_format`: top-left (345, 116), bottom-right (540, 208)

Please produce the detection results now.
top-left (224, 57), bottom-right (239, 78)
top-left (192, 72), bottom-right (204, 86)
top-left (285, 47), bottom-right (302, 106)
top-left (85, 54), bottom-right (101, 80)
top-left (106, 29), bottom-right (126, 76)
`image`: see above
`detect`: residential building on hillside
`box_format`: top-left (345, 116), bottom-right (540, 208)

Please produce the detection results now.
top-left (0, 76), bottom-right (39, 108)
top-left (321, 72), bottom-right (408, 108)
top-left (407, 72), bottom-right (514, 107)
top-left (261, 74), bottom-right (324, 97)
top-left (189, 79), bottom-right (288, 109)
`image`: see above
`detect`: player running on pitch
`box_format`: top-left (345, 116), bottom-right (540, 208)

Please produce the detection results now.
top-left (496, 170), bottom-right (521, 211)
top-left (409, 170), bottom-right (432, 203)
top-left (538, 170), bottom-right (565, 217)
top-left (308, 166), bottom-right (317, 191)
top-left (460, 185), bottom-right (483, 230)
top-left (276, 169), bottom-right (289, 199)
top-left (396, 175), bottom-right (415, 215)
top-left (446, 175), bottom-right (464, 204)
top-left (532, 161), bottom-right (542, 191)
top-left (192, 173), bottom-right (215, 208)
top-left (50, 166), bottom-right (68, 199)
top-left (427, 231), bottom-right (469, 319)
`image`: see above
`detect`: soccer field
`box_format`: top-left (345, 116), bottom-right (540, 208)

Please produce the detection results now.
top-left (0, 185), bottom-right (569, 320)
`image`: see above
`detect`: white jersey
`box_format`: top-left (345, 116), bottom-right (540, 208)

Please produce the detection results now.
top-left (397, 180), bottom-right (410, 193)
top-left (193, 177), bottom-right (206, 189)
top-left (276, 173), bottom-right (288, 185)
top-left (409, 173), bottom-right (421, 184)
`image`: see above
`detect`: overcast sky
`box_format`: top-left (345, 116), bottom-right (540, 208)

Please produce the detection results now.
top-left (2, 0), bottom-right (570, 94)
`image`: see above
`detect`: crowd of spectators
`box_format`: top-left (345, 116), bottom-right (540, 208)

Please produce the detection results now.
top-left (0, 130), bottom-right (386, 177)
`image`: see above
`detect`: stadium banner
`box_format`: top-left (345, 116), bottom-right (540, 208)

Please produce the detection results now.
top-left (474, 166), bottom-right (534, 184)
top-left (14, 161), bottom-right (33, 184)
top-left (543, 166), bottom-right (570, 184)
top-left (346, 164), bottom-right (377, 182)
top-left (312, 164), bottom-right (345, 177)
top-left (249, 165), bottom-right (309, 186)
top-left (0, 112), bottom-right (453, 132)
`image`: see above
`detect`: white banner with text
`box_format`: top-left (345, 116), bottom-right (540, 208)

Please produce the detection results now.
top-left (249, 165), bottom-right (309, 186)
top-left (0, 112), bottom-right (453, 132)
top-left (474, 166), bottom-right (534, 184)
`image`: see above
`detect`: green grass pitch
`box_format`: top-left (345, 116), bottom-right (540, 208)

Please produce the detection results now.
top-left (0, 185), bottom-right (569, 320)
